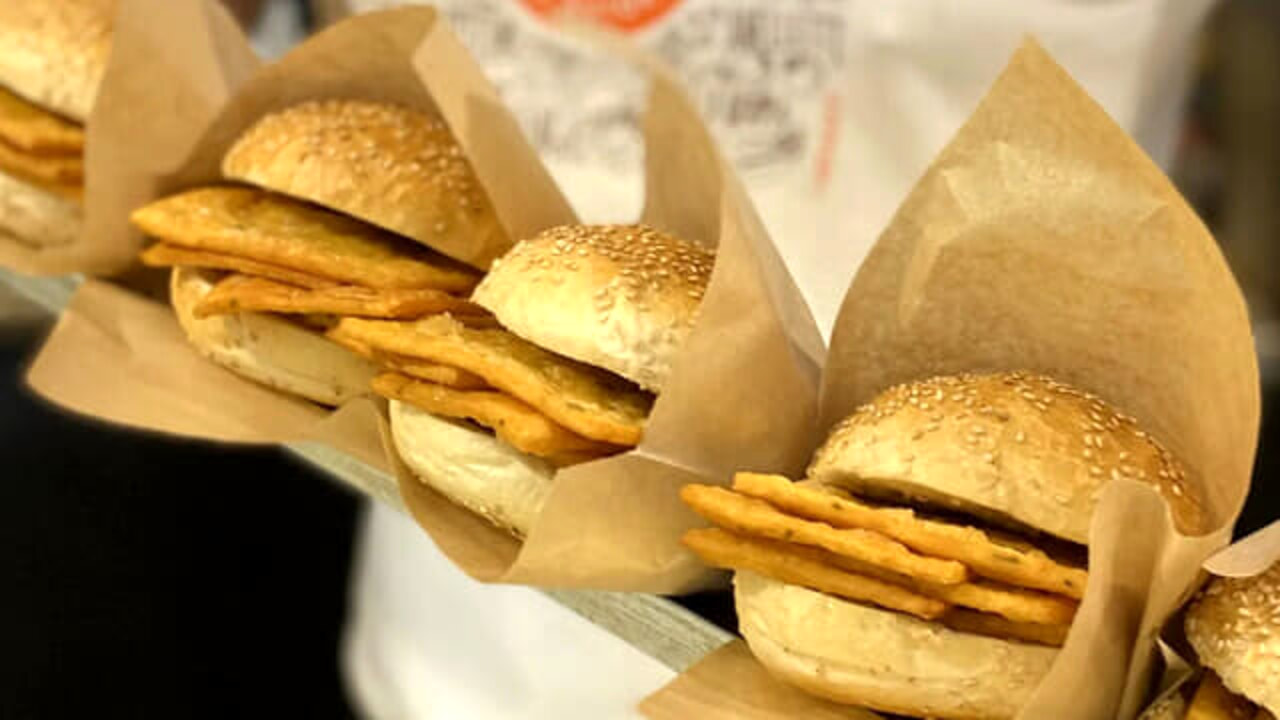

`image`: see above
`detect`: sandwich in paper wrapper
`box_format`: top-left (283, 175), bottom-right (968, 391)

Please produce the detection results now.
top-left (0, 0), bottom-right (230, 275)
top-left (381, 45), bottom-right (822, 591)
top-left (26, 0), bottom-right (823, 592)
top-left (1135, 521), bottom-right (1280, 720)
top-left (0, 0), bottom-right (106, 266)
top-left (643, 40), bottom-right (1259, 720)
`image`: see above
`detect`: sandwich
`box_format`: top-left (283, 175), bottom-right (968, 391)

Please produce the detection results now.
top-left (332, 223), bottom-right (714, 536)
top-left (0, 0), bottom-right (113, 249)
top-left (1174, 560), bottom-right (1279, 719)
top-left (131, 99), bottom-right (504, 405)
top-left (680, 372), bottom-right (1207, 720)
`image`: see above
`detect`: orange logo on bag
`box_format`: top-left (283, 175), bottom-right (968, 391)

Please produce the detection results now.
top-left (519, 0), bottom-right (683, 32)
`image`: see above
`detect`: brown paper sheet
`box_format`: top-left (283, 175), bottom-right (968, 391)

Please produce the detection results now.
top-left (645, 38), bottom-right (1260, 720)
top-left (1204, 520), bottom-right (1280, 577)
top-left (0, 0), bottom-right (257, 275)
top-left (396, 53), bottom-right (824, 592)
top-left (638, 641), bottom-right (882, 720)
top-left (819, 39), bottom-right (1258, 720)
top-left (27, 4), bottom-right (823, 594)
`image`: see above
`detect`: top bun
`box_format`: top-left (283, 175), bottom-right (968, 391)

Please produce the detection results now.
top-left (1185, 562), bottom-right (1280, 716)
top-left (222, 99), bottom-right (508, 269)
top-left (472, 224), bottom-right (713, 392)
top-left (808, 372), bottom-right (1205, 544)
top-left (0, 0), bottom-right (114, 122)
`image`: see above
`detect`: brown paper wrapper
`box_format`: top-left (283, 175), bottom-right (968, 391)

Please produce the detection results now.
top-left (395, 62), bottom-right (824, 593)
top-left (27, 4), bottom-right (823, 593)
top-left (1203, 520), bottom-right (1280, 577)
top-left (643, 39), bottom-right (1260, 719)
top-left (639, 641), bottom-right (883, 720)
top-left (0, 0), bottom-right (257, 276)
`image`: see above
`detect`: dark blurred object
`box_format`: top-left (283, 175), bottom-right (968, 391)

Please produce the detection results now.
top-left (1215, 0), bottom-right (1280, 327)
top-left (1238, 396), bottom-right (1280, 538)
top-left (220, 0), bottom-right (267, 27)
top-left (1173, 0), bottom-right (1280, 375)
top-left (309, 0), bottom-right (348, 27)
top-left (0, 317), bottom-right (358, 719)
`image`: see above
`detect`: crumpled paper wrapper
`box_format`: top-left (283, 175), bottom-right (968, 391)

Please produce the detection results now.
top-left (643, 38), bottom-right (1259, 720)
top-left (27, 1), bottom-right (824, 593)
top-left (0, 0), bottom-right (256, 275)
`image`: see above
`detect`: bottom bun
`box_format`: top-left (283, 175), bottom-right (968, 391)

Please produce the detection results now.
top-left (171, 266), bottom-right (377, 406)
top-left (389, 400), bottom-right (553, 538)
top-left (734, 570), bottom-right (1058, 720)
top-left (0, 170), bottom-right (80, 249)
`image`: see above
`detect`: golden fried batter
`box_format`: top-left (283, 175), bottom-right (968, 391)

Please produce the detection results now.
top-left (373, 372), bottom-right (621, 466)
top-left (681, 484), bottom-right (968, 585)
top-left (334, 314), bottom-right (652, 446)
top-left (0, 86), bottom-right (83, 153)
top-left (194, 274), bottom-right (486, 320)
top-left (733, 473), bottom-right (1087, 599)
top-left (141, 243), bottom-right (338, 289)
top-left (683, 528), bottom-right (948, 620)
top-left (131, 187), bottom-right (480, 291)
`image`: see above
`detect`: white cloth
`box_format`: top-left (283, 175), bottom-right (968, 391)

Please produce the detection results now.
top-left (339, 1), bottom-right (1216, 717)
top-left (343, 504), bottom-right (672, 719)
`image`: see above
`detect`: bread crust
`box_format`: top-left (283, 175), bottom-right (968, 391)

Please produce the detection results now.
top-left (222, 99), bottom-right (509, 269)
top-left (809, 372), bottom-right (1205, 543)
top-left (735, 570), bottom-right (1058, 720)
top-left (473, 224), bottom-right (712, 392)
top-left (1185, 563), bottom-right (1280, 715)
top-left (0, 168), bottom-right (80, 248)
top-left (389, 399), bottom-right (554, 538)
top-left (170, 266), bottom-right (378, 406)
top-left (0, 0), bottom-right (113, 122)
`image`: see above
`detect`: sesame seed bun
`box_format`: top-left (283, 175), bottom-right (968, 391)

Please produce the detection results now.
top-left (471, 224), bottom-right (713, 392)
top-left (808, 372), bottom-right (1206, 544)
top-left (1185, 562), bottom-right (1280, 716)
top-left (0, 0), bottom-right (113, 123)
top-left (0, 168), bottom-right (80, 248)
top-left (170, 266), bottom-right (378, 406)
top-left (222, 99), bottom-right (509, 270)
top-left (389, 399), bottom-right (553, 538)
top-left (736, 372), bottom-right (1205, 717)
top-left (735, 570), bottom-right (1059, 720)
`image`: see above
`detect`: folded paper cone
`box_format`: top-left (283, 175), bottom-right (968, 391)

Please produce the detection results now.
top-left (816, 39), bottom-right (1257, 720)
top-left (645, 37), bottom-right (1259, 720)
